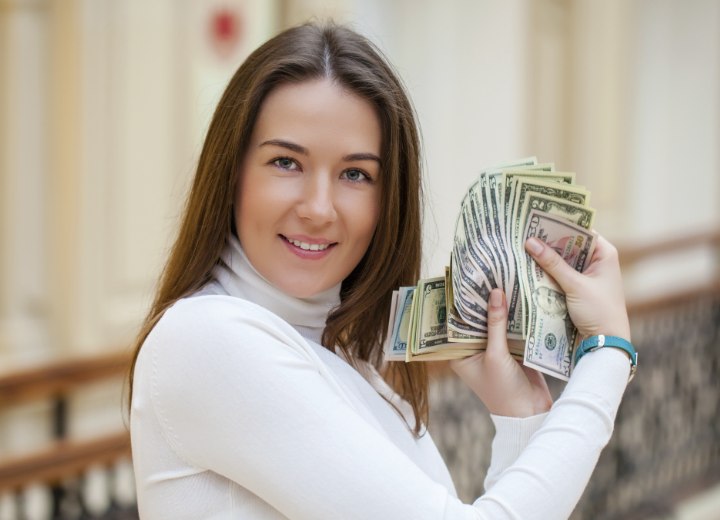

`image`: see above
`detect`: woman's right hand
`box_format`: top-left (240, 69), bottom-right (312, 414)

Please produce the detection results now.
top-left (524, 234), bottom-right (631, 341)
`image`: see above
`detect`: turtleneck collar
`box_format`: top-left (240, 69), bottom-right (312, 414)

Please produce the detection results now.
top-left (211, 234), bottom-right (341, 345)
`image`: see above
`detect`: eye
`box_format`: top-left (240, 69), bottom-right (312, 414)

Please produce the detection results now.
top-left (271, 157), bottom-right (300, 171)
top-left (341, 168), bottom-right (371, 183)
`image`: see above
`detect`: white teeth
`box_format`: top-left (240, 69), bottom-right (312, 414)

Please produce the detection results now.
top-left (288, 238), bottom-right (330, 251)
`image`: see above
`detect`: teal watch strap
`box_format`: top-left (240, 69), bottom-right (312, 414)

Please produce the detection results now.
top-left (575, 334), bottom-right (637, 381)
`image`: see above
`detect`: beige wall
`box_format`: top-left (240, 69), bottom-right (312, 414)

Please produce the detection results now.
top-left (308, 0), bottom-right (720, 277)
top-left (0, 0), bottom-right (278, 481)
top-left (0, 0), bottom-right (53, 367)
top-left (1, 0), bottom-right (718, 366)
top-left (0, 0), bottom-right (278, 368)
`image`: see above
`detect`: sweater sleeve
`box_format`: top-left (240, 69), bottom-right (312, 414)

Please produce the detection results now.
top-left (484, 413), bottom-right (549, 491)
top-left (144, 296), bottom-right (629, 520)
top-left (473, 347), bottom-right (631, 518)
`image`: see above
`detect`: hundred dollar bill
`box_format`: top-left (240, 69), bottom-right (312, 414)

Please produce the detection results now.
top-left (522, 210), bottom-right (596, 379)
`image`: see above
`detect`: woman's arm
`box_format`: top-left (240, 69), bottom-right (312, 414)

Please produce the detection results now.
top-left (141, 285), bottom-right (629, 520)
top-left (452, 235), bottom-right (633, 507)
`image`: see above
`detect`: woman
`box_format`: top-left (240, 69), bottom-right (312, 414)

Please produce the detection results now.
top-left (129, 22), bottom-right (634, 519)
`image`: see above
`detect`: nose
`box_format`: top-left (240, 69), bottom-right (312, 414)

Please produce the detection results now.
top-left (295, 172), bottom-right (338, 224)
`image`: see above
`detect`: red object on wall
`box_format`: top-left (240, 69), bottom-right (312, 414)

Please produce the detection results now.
top-left (209, 7), bottom-right (243, 59)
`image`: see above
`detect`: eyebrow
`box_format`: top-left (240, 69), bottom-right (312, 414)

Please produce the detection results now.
top-left (343, 152), bottom-right (381, 163)
top-left (260, 139), bottom-right (380, 164)
top-left (260, 139), bottom-right (308, 155)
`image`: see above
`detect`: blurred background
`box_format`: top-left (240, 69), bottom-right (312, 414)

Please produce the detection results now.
top-left (0, 0), bottom-right (718, 518)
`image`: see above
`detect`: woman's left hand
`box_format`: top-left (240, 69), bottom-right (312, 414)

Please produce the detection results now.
top-left (449, 288), bottom-right (553, 418)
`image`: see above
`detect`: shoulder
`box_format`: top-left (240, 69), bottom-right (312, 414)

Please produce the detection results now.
top-left (143, 295), bottom-right (318, 375)
top-left (159, 293), bottom-right (282, 326)
top-left (152, 294), bottom-right (297, 344)
top-left (138, 295), bottom-right (327, 422)
top-left (133, 296), bottom-right (330, 470)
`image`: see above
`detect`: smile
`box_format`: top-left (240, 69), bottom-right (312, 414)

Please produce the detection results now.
top-left (287, 238), bottom-right (331, 251)
top-left (280, 235), bottom-right (337, 258)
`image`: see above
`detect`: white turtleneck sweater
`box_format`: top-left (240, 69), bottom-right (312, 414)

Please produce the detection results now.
top-left (131, 236), bottom-right (630, 519)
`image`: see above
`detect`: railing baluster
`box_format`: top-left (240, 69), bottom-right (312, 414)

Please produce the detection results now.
top-left (0, 492), bottom-right (19, 520)
top-left (21, 483), bottom-right (52, 520)
top-left (83, 465), bottom-right (111, 517)
top-left (112, 458), bottom-right (136, 510)
top-left (56, 477), bottom-right (82, 519)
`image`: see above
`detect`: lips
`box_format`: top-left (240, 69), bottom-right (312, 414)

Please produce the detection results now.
top-left (279, 234), bottom-right (337, 254)
top-left (286, 237), bottom-right (330, 251)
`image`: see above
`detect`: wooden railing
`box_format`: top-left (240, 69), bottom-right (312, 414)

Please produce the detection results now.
top-left (618, 227), bottom-right (720, 315)
top-left (0, 433), bottom-right (130, 493)
top-left (617, 228), bottom-right (720, 267)
top-left (0, 351), bottom-right (129, 408)
top-left (0, 350), bottom-right (135, 518)
top-left (0, 228), bottom-right (718, 519)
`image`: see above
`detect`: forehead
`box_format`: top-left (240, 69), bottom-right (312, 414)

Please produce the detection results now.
top-left (251, 78), bottom-right (382, 154)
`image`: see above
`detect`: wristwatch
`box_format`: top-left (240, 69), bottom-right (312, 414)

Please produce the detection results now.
top-left (575, 334), bottom-right (637, 381)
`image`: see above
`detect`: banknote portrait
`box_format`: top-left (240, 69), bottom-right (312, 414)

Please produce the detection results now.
top-left (532, 286), bottom-right (568, 318)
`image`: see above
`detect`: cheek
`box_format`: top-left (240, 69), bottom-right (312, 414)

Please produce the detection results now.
top-left (236, 181), bottom-right (256, 235)
top-left (355, 194), bottom-right (382, 246)
top-left (237, 175), bottom-right (287, 230)
top-left (238, 186), bottom-right (258, 223)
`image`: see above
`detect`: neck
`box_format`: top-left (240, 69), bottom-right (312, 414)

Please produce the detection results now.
top-left (211, 234), bottom-right (341, 344)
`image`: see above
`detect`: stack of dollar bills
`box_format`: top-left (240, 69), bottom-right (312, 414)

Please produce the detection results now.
top-left (383, 157), bottom-right (597, 380)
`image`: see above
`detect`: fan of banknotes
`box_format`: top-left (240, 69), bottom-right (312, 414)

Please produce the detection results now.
top-left (383, 157), bottom-right (597, 380)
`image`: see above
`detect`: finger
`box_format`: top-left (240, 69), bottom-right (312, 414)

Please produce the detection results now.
top-left (485, 289), bottom-right (510, 359)
top-left (587, 234), bottom-right (619, 264)
top-left (525, 237), bottom-right (581, 289)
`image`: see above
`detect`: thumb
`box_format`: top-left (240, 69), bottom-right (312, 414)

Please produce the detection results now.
top-left (485, 289), bottom-right (510, 359)
top-left (524, 237), bottom-right (581, 290)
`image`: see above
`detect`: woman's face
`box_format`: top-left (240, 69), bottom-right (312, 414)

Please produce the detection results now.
top-left (235, 78), bottom-right (382, 299)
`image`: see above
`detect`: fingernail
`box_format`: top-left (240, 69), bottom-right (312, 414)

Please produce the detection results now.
top-left (526, 237), bottom-right (544, 255)
top-left (489, 289), bottom-right (503, 309)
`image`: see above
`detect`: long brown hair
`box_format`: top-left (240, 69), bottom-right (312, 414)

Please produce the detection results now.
top-left (128, 22), bottom-right (428, 434)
